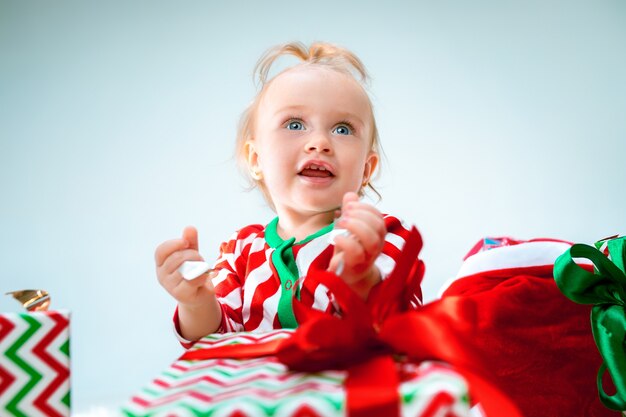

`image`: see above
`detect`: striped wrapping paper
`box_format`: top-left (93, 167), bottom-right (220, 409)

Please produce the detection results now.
top-left (123, 330), bottom-right (471, 417)
top-left (0, 310), bottom-right (71, 417)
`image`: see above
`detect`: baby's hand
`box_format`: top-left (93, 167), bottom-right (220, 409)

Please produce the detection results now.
top-left (329, 192), bottom-right (386, 298)
top-left (155, 226), bottom-right (216, 307)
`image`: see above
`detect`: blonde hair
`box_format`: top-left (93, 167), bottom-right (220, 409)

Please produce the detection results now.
top-left (236, 41), bottom-right (381, 207)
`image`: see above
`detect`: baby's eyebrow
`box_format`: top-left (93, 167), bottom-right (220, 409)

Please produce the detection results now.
top-left (335, 112), bottom-right (365, 126)
top-left (275, 106), bottom-right (364, 122)
top-left (273, 105), bottom-right (307, 116)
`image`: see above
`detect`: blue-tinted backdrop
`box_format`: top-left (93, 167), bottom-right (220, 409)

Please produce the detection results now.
top-left (1, 1), bottom-right (625, 413)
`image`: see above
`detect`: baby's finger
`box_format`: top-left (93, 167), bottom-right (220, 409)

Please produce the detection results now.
top-left (179, 269), bottom-right (212, 286)
top-left (338, 215), bottom-right (385, 253)
top-left (328, 251), bottom-right (345, 275)
top-left (342, 191), bottom-right (360, 206)
top-left (171, 274), bottom-right (214, 302)
top-left (342, 198), bottom-right (380, 214)
top-left (340, 208), bottom-right (386, 237)
top-left (182, 226), bottom-right (200, 251)
top-left (335, 194), bottom-right (356, 220)
top-left (341, 199), bottom-right (384, 221)
top-left (333, 234), bottom-right (366, 267)
top-left (161, 266), bottom-right (215, 297)
top-left (192, 270), bottom-right (218, 292)
top-left (155, 238), bottom-right (189, 267)
top-left (161, 249), bottom-right (205, 275)
top-left (341, 218), bottom-right (383, 255)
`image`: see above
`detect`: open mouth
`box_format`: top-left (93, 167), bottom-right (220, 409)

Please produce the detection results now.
top-left (298, 163), bottom-right (335, 178)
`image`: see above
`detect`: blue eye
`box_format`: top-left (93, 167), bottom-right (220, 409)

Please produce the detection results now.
top-left (333, 124), bottom-right (352, 135)
top-left (286, 120), bottom-right (304, 130)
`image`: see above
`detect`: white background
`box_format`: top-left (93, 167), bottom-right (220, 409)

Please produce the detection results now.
top-left (1, 1), bottom-right (625, 413)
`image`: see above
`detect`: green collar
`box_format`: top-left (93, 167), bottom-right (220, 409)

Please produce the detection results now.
top-left (265, 216), bottom-right (335, 329)
top-left (265, 217), bottom-right (335, 248)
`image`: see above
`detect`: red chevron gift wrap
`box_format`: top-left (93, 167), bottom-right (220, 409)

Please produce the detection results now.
top-left (0, 310), bottom-right (70, 417)
top-left (123, 330), bottom-right (471, 417)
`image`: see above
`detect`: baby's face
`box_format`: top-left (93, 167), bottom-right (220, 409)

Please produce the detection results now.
top-left (249, 66), bottom-right (377, 218)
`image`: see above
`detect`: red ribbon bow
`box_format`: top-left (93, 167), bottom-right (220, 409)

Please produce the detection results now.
top-left (182, 227), bottom-right (523, 417)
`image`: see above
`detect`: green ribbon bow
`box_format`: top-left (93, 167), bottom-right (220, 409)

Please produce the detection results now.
top-left (554, 236), bottom-right (626, 411)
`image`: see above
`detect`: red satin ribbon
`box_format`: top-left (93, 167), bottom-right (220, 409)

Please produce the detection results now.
top-left (180, 338), bottom-right (283, 361)
top-left (345, 355), bottom-right (399, 417)
top-left (181, 227), bottom-right (524, 417)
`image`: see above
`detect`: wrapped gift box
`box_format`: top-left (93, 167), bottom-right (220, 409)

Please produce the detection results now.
top-left (123, 330), bottom-right (471, 417)
top-left (0, 310), bottom-right (71, 417)
top-left (555, 235), bottom-right (626, 413)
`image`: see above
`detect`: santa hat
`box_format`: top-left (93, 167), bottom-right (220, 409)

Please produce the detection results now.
top-left (439, 236), bottom-right (617, 417)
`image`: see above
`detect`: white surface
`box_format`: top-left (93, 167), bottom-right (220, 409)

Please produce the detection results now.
top-left (328, 228), bottom-right (350, 245)
top-left (1, 1), bottom-right (625, 414)
top-left (178, 261), bottom-right (211, 280)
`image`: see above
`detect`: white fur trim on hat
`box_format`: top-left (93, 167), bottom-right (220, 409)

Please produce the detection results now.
top-left (438, 240), bottom-right (593, 297)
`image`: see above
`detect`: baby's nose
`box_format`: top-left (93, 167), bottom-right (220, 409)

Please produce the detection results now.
top-left (305, 133), bottom-right (333, 153)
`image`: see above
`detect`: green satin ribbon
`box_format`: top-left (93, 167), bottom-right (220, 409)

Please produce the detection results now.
top-left (553, 236), bottom-right (626, 411)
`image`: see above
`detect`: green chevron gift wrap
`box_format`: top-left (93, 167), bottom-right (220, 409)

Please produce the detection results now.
top-left (0, 310), bottom-right (71, 417)
top-left (123, 330), bottom-right (471, 417)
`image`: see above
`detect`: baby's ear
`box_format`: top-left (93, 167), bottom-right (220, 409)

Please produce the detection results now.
top-left (362, 152), bottom-right (379, 185)
top-left (244, 140), bottom-right (263, 180)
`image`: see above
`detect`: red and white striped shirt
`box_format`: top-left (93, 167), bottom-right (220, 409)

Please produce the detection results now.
top-left (175, 215), bottom-right (417, 346)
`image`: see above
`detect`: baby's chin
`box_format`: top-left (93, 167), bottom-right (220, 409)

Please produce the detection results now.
top-left (292, 203), bottom-right (342, 218)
